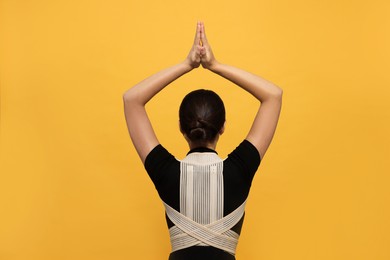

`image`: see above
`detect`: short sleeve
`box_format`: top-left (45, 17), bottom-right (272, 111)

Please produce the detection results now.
top-left (144, 144), bottom-right (177, 185)
top-left (227, 139), bottom-right (261, 183)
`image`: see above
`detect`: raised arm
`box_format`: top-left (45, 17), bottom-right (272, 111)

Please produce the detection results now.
top-left (199, 22), bottom-right (283, 159)
top-left (123, 22), bottom-right (203, 163)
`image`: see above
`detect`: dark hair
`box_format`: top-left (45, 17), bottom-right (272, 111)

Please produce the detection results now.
top-left (179, 89), bottom-right (225, 145)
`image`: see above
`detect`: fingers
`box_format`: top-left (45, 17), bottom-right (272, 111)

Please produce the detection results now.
top-left (190, 21), bottom-right (210, 64)
top-left (193, 21), bottom-right (201, 46)
top-left (200, 22), bottom-right (209, 46)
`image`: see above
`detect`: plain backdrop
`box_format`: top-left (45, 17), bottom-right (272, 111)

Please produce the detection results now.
top-left (1, 0), bottom-right (389, 259)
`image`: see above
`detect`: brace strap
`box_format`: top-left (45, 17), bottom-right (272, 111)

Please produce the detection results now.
top-left (163, 199), bottom-right (246, 255)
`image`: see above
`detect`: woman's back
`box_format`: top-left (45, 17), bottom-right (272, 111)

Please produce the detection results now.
top-left (145, 140), bottom-right (261, 259)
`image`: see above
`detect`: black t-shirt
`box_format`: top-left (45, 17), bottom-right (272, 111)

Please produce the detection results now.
top-left (144, 140), bottom-right (261, 260)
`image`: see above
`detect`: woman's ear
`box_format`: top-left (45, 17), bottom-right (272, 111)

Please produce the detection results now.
top-left (219, 121), bottom-right (226, 135)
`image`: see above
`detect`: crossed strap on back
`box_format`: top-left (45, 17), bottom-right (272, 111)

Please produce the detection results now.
top-left (163, 199), bottom-right (246, 255)
top-left (162, 152), bottom-right (247, 255)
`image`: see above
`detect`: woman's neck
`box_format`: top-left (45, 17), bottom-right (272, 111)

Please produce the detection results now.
top-left (185, 134), bottom-right (220, 151)
top-left (189, 143), bottom-right (216, 150)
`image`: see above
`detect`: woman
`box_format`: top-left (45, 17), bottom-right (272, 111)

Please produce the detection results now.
top-left (123, 22), bottom-right (283, 260)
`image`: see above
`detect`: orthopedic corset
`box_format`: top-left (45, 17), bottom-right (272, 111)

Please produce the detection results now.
top-left (162, 152), bottom-right (246, 255)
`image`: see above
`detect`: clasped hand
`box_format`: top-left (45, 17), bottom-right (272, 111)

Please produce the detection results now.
top-left (186, 22), bottom-right (217, 70)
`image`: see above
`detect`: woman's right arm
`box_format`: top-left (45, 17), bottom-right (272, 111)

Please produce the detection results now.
top-left (199, 22), bottom-right (283, 159)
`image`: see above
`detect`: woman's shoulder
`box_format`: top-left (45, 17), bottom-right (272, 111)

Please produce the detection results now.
top-left (224, 139), bottom-right (262, 182)
top-left (227, 139), bottom-right (261, 162)
top-left (144, 144), bottom-right (179, 183)
top-left (145, 143), bottom-right (177, 162)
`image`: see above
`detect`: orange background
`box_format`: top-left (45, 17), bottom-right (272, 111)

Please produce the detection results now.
top-left (1, 0), bottom-right (389, 259)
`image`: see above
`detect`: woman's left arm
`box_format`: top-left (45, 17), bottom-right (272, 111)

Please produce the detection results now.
top-left (123, 22), bottom-right (203, 164)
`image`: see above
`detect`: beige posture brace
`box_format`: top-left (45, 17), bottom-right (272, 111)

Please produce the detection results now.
top-left (162, 152), bottom-right (246, 255)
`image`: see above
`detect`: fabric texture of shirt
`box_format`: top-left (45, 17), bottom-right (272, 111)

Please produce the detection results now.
top-left (144, 139), bottom-right (261, 260)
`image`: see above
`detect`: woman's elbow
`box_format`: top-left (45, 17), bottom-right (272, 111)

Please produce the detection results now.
top-left (123, 89), bottom-right (137, 103)
top-left (270, 86), bottom-right (283, 101)
top-left (123, 89), bottom-right (131, 98)
top-left (277, 87), bottom-right (283, 99)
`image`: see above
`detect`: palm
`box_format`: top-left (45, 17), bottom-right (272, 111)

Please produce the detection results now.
top-left (186, 22), bottom-right (202, 69)
top-left (186, 22), bottom-right (216, 69)
top-left (199, 23), bottom-right (215, 69)
top-left (187, 46), bottom-right (201, 68)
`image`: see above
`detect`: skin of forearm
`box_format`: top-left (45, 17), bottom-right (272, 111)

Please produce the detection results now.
top-left (123, 61), bottom-right (193, 105)
top-left (208, 62), bottom-right (283, 103)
